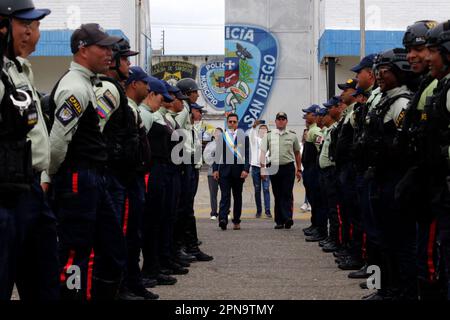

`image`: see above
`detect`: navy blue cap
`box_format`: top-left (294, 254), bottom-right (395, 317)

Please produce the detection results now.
top-left (302, 104), bottom-right (321, 114)
top-left (351, 87), bottom-right (370, 98)
top-left (190, 103), bottom-right (204, 111)
top-left (338, 78), bottom-right (358, 91)
top-left (351, 54), bottom-right (377, 73)
top-left (316, 108), bottom-right (328, 117)
top-left (147, 76), bottom-right (173, 103)
top-left (323, 96), bottom-right (341, 108)
top-left (12, 8), bottom-right (51, 20)
top-left (125, 66), bottom-right (149, 86)
top-left (163, 81), bottom-right (189, 100)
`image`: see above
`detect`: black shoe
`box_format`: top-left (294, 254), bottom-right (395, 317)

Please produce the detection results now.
top-left (162, 262), bottom-right (189, 275)
top-left (305, 233), bottom-right (327, 242)
top-left (172, 257), bottom-right (190, 268)
top-left (132, 286), bottom-right (159, 300)
top-left (144, 274), bottom-right (177, 286)
top-left (197, 240), bottom-right (202, 247)
top-left (359, 281), bottom-right (368, 290)
top-left (141, 277), bottom-right (158, 288)
top-left (219, 220), bottom-right (227, 230)
top-left (333, 248), bottom-right (350, 258)
top-left (186, 248), bottom-right (214, 262)
top-left (348, 265), bottom-right (369, 279)
top-left (118, 288), bottom-right (146, 300)
top-left (284, 219), bottom-right (294, 229)
top-left (265, 212), bottom-right (272, 218)
top-left (255, 213), bottom-right (262, 218)
top-left (319, 237), bottom-right (332, 247)
top-left (274, 224), bottom-right (284, 229)
top-left (322, 241), bottom-right (339, 253)
top-left (338, 258), bottom-right (365, 271)
top-left (302, 225), bottom-right (314, 233)
top-left (176, 249), bottom-right (196, 263)
top-left (304, 227), bottom-right (319, 236)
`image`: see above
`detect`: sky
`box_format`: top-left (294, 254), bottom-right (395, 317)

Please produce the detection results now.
top-left (150, 0), bottom-right (225, 55)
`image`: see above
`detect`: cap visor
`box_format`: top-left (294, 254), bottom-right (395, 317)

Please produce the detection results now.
top-left (96, 36), bottom-right (122, 47)
top-left (337, 84), bottom-right (347, 90)
top-left (175, 92), bottom-right (189, 100)
top-left (163, 93), bottom-right (174, 103)
top-left (123, 50), bottom-right (139, 57)
top-left (350, 65), bottom-right (363, 73)
top-left (13, 8), bottom-right (51, 20)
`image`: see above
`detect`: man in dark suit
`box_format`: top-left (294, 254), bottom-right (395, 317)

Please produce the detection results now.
top-left (213, 113), bottom-right (250, 230)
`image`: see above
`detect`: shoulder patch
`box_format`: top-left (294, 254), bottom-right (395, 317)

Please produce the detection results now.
top-left (395, 109), bottom-right (406, 128)
top-left (56, 103), bottom-right (77, 126)
top-left (103, 89), bottom-right (117, 107)
top-left (65, 95), bottom-right (82, 116)
top-left (96, 96), bottom-right (114, 119)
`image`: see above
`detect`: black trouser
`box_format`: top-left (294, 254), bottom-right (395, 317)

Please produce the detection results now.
top-left (218, 173), bottom-right (244, 225)
top-left (271, 163), bottom-right (295, 226)
top-left (160, 164), bottom-right (181, 265)
top-left (0, 174), bottom-right (60, 301)
top-left (303, 165), bottom-right (327, 234)
top-left (435, 178), bottom-right (450, 300)
top-left (369, 170), bottom-right (417, 299)
top-left (54, 167), bottom-right (126, 300)
top-left (107, 172), bottom-right (145, 291)
top-left (142, 162), bottom-right (167, 276)
top-left (337, 162), bottom-right (363, 258)
top-left (174, 164), bottom-right (199, 250)
top-left (320, 166), bottom-right (339, 243)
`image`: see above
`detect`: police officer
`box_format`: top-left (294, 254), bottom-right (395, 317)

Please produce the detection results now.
top-left (399, 20), bottom-right (445, 300)
top-left (94, 50), bottom-right (157, 300)
top-left (174, 78), bottom-right (213, 261)
top-left (362, 48), bottom-right (415, 300)
top-left (301, 105), bottom-right (324, 238)
top-left (0, 0), bottom-right (59, 301)
top-left (261, 112), bottom-right (302, 229)
top-left (318, 97), bottom-right (342, 253)
top-left (47, 23), bottom-right (126, 300)
top-left (421, 21), bottom-right (450, 300)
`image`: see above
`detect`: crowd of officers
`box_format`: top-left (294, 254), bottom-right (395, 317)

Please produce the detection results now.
top-left (0, 1), bottom-right (214, 301)
top-left (302, 19), bottom-right (450, 300)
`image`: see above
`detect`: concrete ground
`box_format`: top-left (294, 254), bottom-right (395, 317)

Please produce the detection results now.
top-left (151, 171), bottom-right (369, 300)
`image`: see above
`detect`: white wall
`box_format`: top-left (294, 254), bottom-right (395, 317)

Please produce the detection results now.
top-left (28, 57), bottom-right (73, 93)
top-left (323, 0), bottom-right (450, 31)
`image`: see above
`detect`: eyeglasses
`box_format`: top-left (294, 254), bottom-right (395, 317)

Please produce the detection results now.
top-left (228, 120), bottom-right (237, 124)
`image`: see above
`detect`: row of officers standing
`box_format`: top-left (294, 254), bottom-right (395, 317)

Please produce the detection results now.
top-left (0, 0), bottom-right (213, 301)
top-left (301, 19), bottom-right (450, 300)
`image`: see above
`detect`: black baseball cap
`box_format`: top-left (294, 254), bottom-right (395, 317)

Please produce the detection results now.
top-left (276, 112), bottom-right (288, 119)
top-left (71, 23), bottom-right (121, 54)
top-left (164, 81), bottom-right (189, 100)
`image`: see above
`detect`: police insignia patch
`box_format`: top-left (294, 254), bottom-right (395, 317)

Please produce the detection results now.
top-left (103, 90), bottom-right (117, 107)
top-left (396, 109), bottom-right (406, 127)
top-left (65, 95), bottom-right (82, 116)
top-left (56, 103), bottom-right (76, 126)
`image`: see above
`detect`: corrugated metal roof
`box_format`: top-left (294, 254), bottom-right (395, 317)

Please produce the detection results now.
top-left (318, 29), bottom-right (404, 62)
top-left (32, 29), bottom-right (128, 57)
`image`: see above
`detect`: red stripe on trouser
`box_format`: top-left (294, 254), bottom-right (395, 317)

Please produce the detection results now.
top-left (72, 173), bottom-right (79, 193)
top-left (362, 232), bottom-right (367, 260)
top-left (86, 249), bottom-right (95, 301)
top-left (427, 219), bottom-right (438, 282)
top-left (337, 204), bottom-right (343, 245)
top-left (123, 197), bottom-right (130, 236)
top-left (59, 250), bottom-right (76, 283)
top-left (349, 224), bottom-right (354, 241)
top-left (145, 173), bottom-right (150, 193)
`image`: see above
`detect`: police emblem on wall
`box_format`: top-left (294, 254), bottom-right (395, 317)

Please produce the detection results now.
top-left (199, 61), bottom-right (226, 110)
top-left (224, 24), bottom-right (279, 131)
top-left (151, 61), bottom-right (198, 85)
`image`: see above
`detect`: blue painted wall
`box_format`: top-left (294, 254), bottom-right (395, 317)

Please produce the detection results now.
top-left (318, 29), bottom-right (404, 62)
top-left (33, 29), bottom-right (128, 57)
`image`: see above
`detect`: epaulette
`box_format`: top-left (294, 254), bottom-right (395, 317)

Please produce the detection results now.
top-left (289, 130), bottom-right (296, 134)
